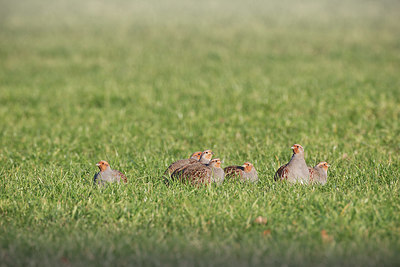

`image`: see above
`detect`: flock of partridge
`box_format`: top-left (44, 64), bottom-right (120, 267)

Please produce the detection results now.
top-left (93, 144), bottom-right (329, 186)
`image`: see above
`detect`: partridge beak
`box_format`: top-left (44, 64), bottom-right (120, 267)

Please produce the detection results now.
top-left (96, 163), bottom-right (100, 166)
top-left (327, 164), bottom-right (331, 167)
top-left (291, 146), bottom-right (295, 150)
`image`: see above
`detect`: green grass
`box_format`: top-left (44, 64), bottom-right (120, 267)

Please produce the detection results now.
top-left (1, 0), bottom-right (400, 266)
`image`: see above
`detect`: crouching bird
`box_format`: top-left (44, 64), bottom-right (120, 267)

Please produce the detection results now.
top-left (164, 151), bottom-right (202, 177)
top-left (309, 162), bottom-right (330, 185)
top-left (173, 158), bottom-right (224, 185)
top-left (93, 160), bottom-right (127, 186)
top-left (224, 162), bottom-right (258, 183)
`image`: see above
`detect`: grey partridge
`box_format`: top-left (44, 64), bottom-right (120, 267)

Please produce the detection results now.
top-left (173, 158), bottom-right (224, 185)
top-left (309, 162), bottom-right (330, 185)
top-left (224, 162), bottom-right (258, 183)
top-left (171, 150), bottom-right (213, 174)
top-left (93, 160), bottom-right (127, 186)
top-left (164, 151), bottom-right (202, 176)
top-left (274, 144), bottom-right (310, 184)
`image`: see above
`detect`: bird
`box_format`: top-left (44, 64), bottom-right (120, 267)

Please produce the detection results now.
top-left (274, 144), bottom-right (310, 184)
top-left (93, 160), bottom-right (127, 186)
top-left (173, 158), bottom-right (224, 185)
top-left (207, 158), bottom-right (225, 185)
top-left (309, 162), bottom-right (330, 185)
top-left (170, 150), bottom-right (214, 181)
top-left (224, 162), bottom-right (259, 183)
top-left (164, 151), bottom-right (202, 176)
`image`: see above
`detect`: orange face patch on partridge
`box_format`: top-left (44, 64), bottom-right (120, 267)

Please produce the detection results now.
top-left (291, 144), bottom-right (304, 154)
top-left (96, 160), bottom-right (110, 171)
top-left (210, 158), bottom-right (221, 168)
top-left (190, 151), bottom-right (202, 160)
top-left (94, 160), bottom-right (127, 186)
top-left (318, 162), bottom-right (330, 171)
top-left (199, 149), bottom-right (214, 164)
top-left (242, 162), bottom-right (253, 172)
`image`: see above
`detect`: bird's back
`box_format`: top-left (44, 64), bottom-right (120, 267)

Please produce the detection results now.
top-left (172, 162), bottom-right (211, 184)
top-left (224, 166), bottom-right (243, 179)
top-left (165, 158), bottom-right (197, 176)
top-left (112, 170), bottom-right (127, 183)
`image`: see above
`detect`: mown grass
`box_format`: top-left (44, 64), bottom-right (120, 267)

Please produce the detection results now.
top-left (0, 0), bottom-right (400, 266)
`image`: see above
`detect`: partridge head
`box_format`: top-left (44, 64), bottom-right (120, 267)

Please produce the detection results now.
top-left (190, 151), bottom-right (202, 160)
top-left (291, 144), bottom-right (304, 156)
top-left (242, 162), bottom-right (254, 172)
top-left (199, 149), bottom-right (214, 164)
top-left (316, 162), bottom-right (330, 171)
top-left (96, 160), bottom-right (110, 171)
top-left (209, 158), bottom-right (221, 168)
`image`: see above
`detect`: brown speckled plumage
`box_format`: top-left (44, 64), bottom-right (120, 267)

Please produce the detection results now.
top-left (224, 166), bottom-right (243, 177)
top-left (224, 162), bottom-right (258, 183)
top-left (172, 158), bottom-right (224, 185)
top-left (164, 151), bottom-right (202, 176)
top-left (274, 164), bottom-right (288, 181)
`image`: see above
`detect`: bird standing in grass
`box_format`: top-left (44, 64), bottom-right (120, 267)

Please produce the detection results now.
top-left (309, 162), bottom-right (330, 185)
top-left (164, 151), bottom-right (202, 176)
top-left (274, 144), bottom-right (310, 184)
top-left (93, 160), bottom-right (127, 186)
top-left (224, 162), bottom-right (258, 183)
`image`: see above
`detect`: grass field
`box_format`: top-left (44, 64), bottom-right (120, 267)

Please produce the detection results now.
top-left (1, 0), bottom-right (400, 266)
